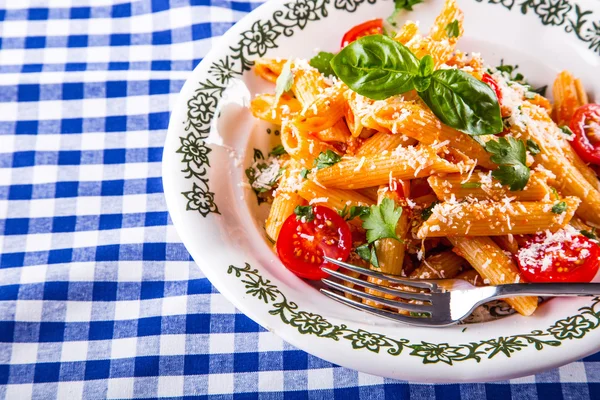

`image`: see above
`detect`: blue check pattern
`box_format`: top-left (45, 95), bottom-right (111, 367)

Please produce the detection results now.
top-left (1, 1), bottom-right (600, 399)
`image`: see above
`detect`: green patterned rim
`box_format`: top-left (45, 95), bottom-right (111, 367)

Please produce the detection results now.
top-left (174, 0), bottom-right (600, 365)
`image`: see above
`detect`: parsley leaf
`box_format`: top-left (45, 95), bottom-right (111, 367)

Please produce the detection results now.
top-left (551, 201), bottom-right (567, 214)
top-left (485, 137), bottom-right (530, 191)
top-left (581, 228), bottom-right (598, 241)
top-left (560, 125), bottom-right (574, 136)
top-left (269, 145), bottom-right (287, 157)
top-left (421, 201), bottom-right (439, 221)
top-left (338, 205), bottom-right (370, 221)
top-left (356, 243), bottom-right (379, 268)
top-left (314, 150), bottom-right (341, 169)
top-left (461, 182), bottom-right (482, 189)
top-left (526, 139), bottom-right (541, 155)
top-left (551, 187), bottom-right (560, 200)
top-left (387, 0), bottom-right (423, 25)
top-left (300, 168), bottom-right (309, 179)
top-left (294, 205), bottom-right (314, 222)
top-left (274, 60), bottom-right (294, 104)
top-left (361, 198), bottom-right (402, 243)
top-left (445, 20), bottom-right (460, 38)
top-left (309, 52), bottom-right (336, 77)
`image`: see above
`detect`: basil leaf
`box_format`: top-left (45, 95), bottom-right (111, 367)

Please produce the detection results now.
top-left (419, 55), bottom-right (434, 77)
top-left (413, 76), bottom-right (431, 92)
top-left (330, 35), bottom-right (419, 100)
top-left (418, 69), bottom-right (503, 135)
top-left (309, 51), bottom-right (336, 77)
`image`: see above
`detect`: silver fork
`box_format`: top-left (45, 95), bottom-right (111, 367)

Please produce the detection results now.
top-left (321, 257), bottom-right (600, 327)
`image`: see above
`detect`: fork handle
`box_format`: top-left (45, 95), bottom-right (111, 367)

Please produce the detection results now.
top-left (493, 283), bottom-right (600, 298)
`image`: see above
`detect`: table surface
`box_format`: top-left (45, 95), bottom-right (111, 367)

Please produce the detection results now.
top-left (1, 0), bottom-right (600, 399)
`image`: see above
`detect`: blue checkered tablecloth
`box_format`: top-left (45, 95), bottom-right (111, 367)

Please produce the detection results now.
top-left (1, 1), bottom-right (600, 398)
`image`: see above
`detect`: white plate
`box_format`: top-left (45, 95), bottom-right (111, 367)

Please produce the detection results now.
top-left (163, 0), bottom-right (600, 382)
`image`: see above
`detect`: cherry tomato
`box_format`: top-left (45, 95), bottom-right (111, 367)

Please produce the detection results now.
top-left (482, 73), bottom-right (503, 105)
top-left (276, 205), bottom-right (352, 280)
top-left (569, 103), bottom-right (600, 165)
top-left (341, 19), bottom-right (383, 48)
top-left (516, 234), bottom-right (600, 283)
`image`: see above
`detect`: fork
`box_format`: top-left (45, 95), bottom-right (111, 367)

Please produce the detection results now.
top-left (321, 257), bottom-right (600, 327)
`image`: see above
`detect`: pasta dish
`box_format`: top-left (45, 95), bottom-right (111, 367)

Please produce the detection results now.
top-left (245, 0), bottom-right (600, 317)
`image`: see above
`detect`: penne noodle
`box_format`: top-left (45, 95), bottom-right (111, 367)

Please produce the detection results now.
top-left (265, 164), bottom-right (307, 241)
top-left (355, 187), bottom-right (380, 202)
top-left (250, 93), bottom-right (302, 125)
top-left (552, 70), bottom-right (588, 126)
top-left (254, 58), bottom-right (287, 83)
top-left (314, 120), bottom-right (353, 144)
top-left (429, 0), bottom-right (463, 43)
top-left (356, 132), bottom-right (416, 156)
top-left (492, 235), bottom-right (520, 255)
top-left (456, 269), bottom-right (485, 287)
top-left (409, 250), bottom-right (464, 279)
top-left (291, 61), bottom-right (329, 105)
top-left (294, 83), bottom-right (346, 132)
top-left (371, 101), bottom-right (496, 169)
top-left (280, 120), bottom-right (334, 165)
top-left (417, 197), bottom-right (581, 238)
top-left (315, 145), bottom-right (465, 189)
top-left (394, 21), bottom-right (420, 44)
top-left (427, 171), bottom-right (551, 202)
top-left (450, 236), bottom-right (538, 316)
top-left (296, 179), bottom-right (374, 210)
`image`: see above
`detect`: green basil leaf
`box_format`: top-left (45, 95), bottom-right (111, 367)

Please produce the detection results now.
top-left (330, 35), bottom-right (419, 100)
top-left (418, 55), bottom-right (434, 77)
top-left (309, 51), bottom-right (336, 77)
top-left (413, 76), bottom-right (431, 92)
top-left (418, 69), bottom-right (503, 135)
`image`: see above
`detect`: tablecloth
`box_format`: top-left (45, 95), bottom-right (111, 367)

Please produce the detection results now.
top-left (0, 1), bottom-right (599, 399)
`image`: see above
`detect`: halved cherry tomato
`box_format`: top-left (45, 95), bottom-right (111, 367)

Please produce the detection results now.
top-left (516, 234), bottom-right (600, 283)
top-left (341, 19), bottom-right (383, 48)
top-left (276, 205), bottom-right (352, 280)
top-left (569, 103), bottom-right (600, 165)
top-left (482, 73), bottom-right (503, 105)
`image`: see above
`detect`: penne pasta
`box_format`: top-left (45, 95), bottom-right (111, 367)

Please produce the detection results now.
top-left (371, 101), bottom-right (496, 169)
top-left (294, 83), bottom-right (346, 132)
top-left (409, 250), bottom-right (464, 279)
top-left (552, 70), bottom-right (588, 126)
top-left (417, 196), bottom-right (580, 238)
top-left (254, 58), bottom-right (287, 83)
top-left (250, 93), bottom-right (302, 125)
top-left (280, 120), bottom-right (334, 165)
top-left (356, 131), bottom-right (416, 156)
top-left (427, 171), bottom-right (551, 202)
top-left (296, 179), bottom-right (374, 210)
top-left (265, 165), bottom-right (307, 241)
top-left (456, 269), bottom-right (485, 286)
top-left (315, 145), bottom-right (465, 189)
top-left (450, 236), bottom-right (538, 316)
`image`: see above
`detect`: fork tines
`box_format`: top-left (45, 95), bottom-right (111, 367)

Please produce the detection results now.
top-left (320, 257), bottom-right (438, 323)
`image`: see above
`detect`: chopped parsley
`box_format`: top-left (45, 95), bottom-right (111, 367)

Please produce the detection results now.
top-left (245, 149), bottom-right (283, 204)
top-left (445, 20), bottom-right (460, 38)
top-left (356, 243), bottom-right (379, 268)
top-left (421, 201), bottom-right (439, 221)
top-left (560, 125), bottom-right (574, 136)
top-left (526, 139), bottom-right (541, 155)
top-left (581, 228), bottom-right (598, 241)
top-left (551, 201), bottom-right (567, 214)
top-left (460, 182), bottom-right (482, 189)
top-left (485, 137), bottom-right (530, 191)
top-left (314, 150), bottom-right (341, 169)
top-left (493, 61), bottom-right (546, 98)
top-left (387, 0), bottom-right (423, 25)
top-left (269, 145), bottom-right (287, 157)
top-left (361, 198), bottom-right (403, 243)
top-left (274, 60), bottom-right (294, 104)
top-left (309, 52), bottom-right (336, 77)
top-left (300, 168), bottom-right (310, 179)
top-left (294, 205), bottom-right (314, 222)
top-left (338, 205), bottom-right (370, 221)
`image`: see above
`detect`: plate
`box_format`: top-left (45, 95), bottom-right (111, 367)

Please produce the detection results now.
top-left (163, 0), bottom-right (600, 382)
